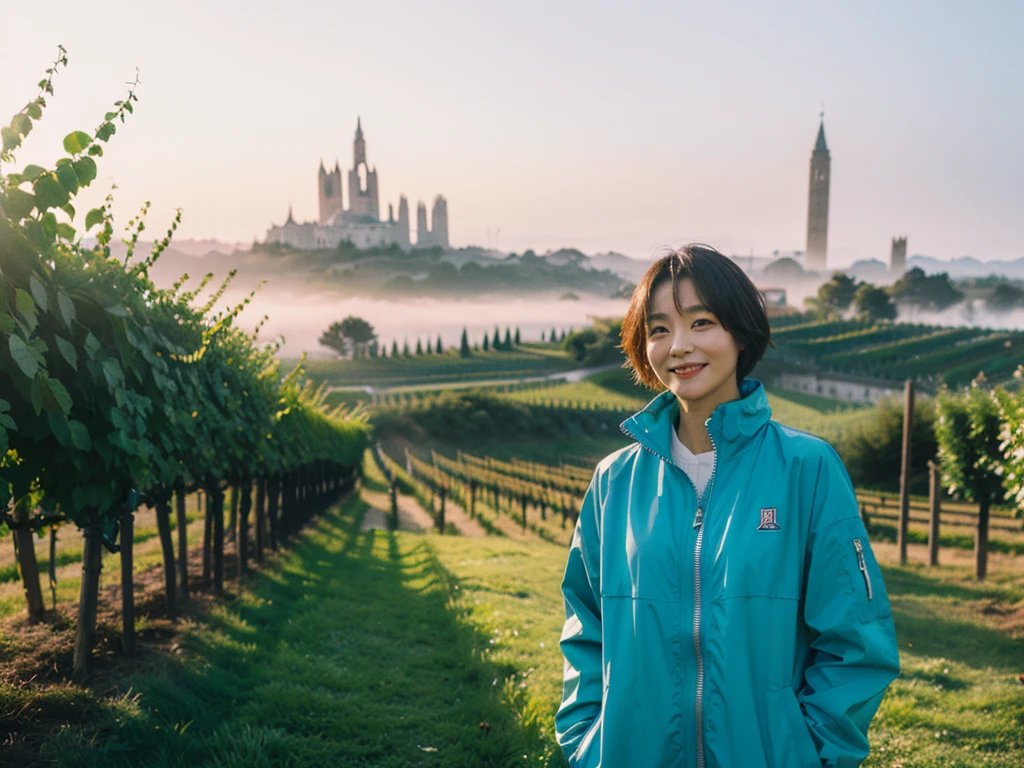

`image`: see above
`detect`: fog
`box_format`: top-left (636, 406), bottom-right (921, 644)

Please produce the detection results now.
top-left (214, 289), bottom-right (631, 358)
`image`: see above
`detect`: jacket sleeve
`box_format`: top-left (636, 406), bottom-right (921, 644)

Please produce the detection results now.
top-left (555, 479), bottom-right (603, 768)
top-left (797, 445), bottom-right (901, 768)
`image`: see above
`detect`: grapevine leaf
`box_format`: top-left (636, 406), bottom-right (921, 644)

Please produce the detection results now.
top-left (55, 335), bottom-right (77, 369)
top-left (63, 131), bottom-right (92, 154)
top-left (26, 102), bottom-right (42, 119)
top-left (22, 164), bottom-right (47, 181)
top-left (96, 123), bottom-right (116, 142)
top-left (57, 223), bottom-right (76, 241)
top-left (85, 208), bottom-right (105, 231)
top-left (12, 114), bottom-right (31, 136)
top-left (8, 335), bottom-right (40, 378)
top-left (32, 172), bottom-right (70, 211)
top-left (29, 274), bottom-right (48, 312)
top-left (5, 188), bottom-right (35, 220)
top-left (55, 162), bottom-right (79, 194)
top-left (57, 291), bottom-right (75, 327)
top-left (72, 156), bottom-right (97, 186)
top-left (62, 203), bottom-right (76, 220)
top-left (1, 126), bottom-right (20, 152)
top-left (87, 144), bottom-right (103, 157)
top-left (68, 420), bottom-right (92, 451)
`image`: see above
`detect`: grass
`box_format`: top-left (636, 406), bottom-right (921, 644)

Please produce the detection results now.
top-left (287, 345), bottom-right (577, 390)
top-left (6, 490), bottom-right (1024, 767)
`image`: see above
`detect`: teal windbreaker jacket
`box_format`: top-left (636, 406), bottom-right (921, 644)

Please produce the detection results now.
top-left (556, 379), bottom-right (900, 768)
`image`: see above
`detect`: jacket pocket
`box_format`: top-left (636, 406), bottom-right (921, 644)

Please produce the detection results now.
top-left (834, 518), bottom-right (891, 624)
top-left (764, 684), bottom-right (821, 768)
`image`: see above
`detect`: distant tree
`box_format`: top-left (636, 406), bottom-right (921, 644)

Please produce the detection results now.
top-left (368, 340), bottom-right (379, 358)
top-left (319, 315), bottom-right (377, 358)
top-left (459, 328), bottom-right (471, 358)
top-left (551, 327), bottom-right (558, 343)
top-left (379, 344), bottom-right (387, 359)
top-left (483, 334), bottom-right (490, 352)
top-left (541, 330), bottom-right (546, 342)
top-left (402, 339), bottom-right (410, 357)
top-left (503, 328), bottom-right (512, 349)
top-left (492, 326), bottom-right (501, 350)
top-left (806, 272), bottom-right (859, 317)
top-left (514, 327), bottom-right (521, 345)
top-left (436, 335), bottom-right (444, 354)
top-left (890, 267), bottom-right (963, 311)
top-left (985, 282), bottom-right (1024, 313)
top-left (391, 340), bottom-right (399, 358)
top-left (936, 382), bottom-right (1005, 579)
top-left (853, 283), bottom-right (897, 322)
top-left (416, 338), bottom-right (424, 356)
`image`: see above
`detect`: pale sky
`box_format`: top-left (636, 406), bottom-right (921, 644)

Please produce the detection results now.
top-left (3, 1), bottom-right (1022, 267)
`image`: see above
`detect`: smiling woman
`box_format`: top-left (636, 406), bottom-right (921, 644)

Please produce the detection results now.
top-left (555, 244), bottom-right (901, 768)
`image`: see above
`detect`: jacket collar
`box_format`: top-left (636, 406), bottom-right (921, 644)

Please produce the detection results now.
top-left (620, 378), bottom-right (772, 463)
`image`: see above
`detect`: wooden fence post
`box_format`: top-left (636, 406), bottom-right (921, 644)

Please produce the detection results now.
top-left (438, 489), bottom-right (446, 533)
top-left (897, 379), bottom-right (914, 566)
top-left (928, 460), bottom-right (941, 566)
top-left (390, 481), bottom-right (398, 531)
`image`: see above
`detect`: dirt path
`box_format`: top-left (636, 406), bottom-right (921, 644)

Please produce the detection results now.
top-left (436, 496), bottom-right (487, 538)
top-left (360, 488), bottom-right (434, 532)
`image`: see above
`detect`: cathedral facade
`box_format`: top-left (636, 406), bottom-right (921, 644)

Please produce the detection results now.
top-left (265, 119), bottom-right (449, 251)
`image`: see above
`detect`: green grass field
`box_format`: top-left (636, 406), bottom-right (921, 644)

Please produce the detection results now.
top-left (7, 490), bottom-right (1021, 767)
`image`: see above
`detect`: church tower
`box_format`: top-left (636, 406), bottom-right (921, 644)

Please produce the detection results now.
top-left (416, 201), bottom-right (430, 246)
top-left (318, 159), bottom-right (344, 225)
top-left (805, 116), bottom-right (830, 273)
top-left (397, 196), bottom-right (411, 249)
top-left (890, 236), bottom-right (907, 276)
top-left (431, 195), bottom-right (449, 249)
top-left (348, 117), bottom-right (380, 221)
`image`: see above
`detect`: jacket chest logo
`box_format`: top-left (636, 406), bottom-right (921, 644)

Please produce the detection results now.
top-left (757, 507), bottom-right (781, 531)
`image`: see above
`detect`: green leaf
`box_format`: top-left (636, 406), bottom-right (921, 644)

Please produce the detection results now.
top-left (55, 335), bottom-right (77, 369)
top-left (26, 103), bottom-right (42, 120)
top-left (87, 144), bottom-right (103, 157)
top-left (57, 223), bottom-right (76, 241)
top-left (4, 188), bottom-right (35, 220)
top-left (96, 123), bottom-right (116, 142)
top-left (47, 411), bottom-right (72, 447)
top-left (29, 274), bottom-right (48, 312)
top-left (57, 291), bottom-right (75, 327)
top-left (63, 131), bottom-right (92, 155)
top-left (32, 172), bottom-right (70, 211)
top-left (22, 164), bottom-right (47, 181)
top-left (12, 114), bottom-right (31, 137)
top-left (62, 203), bottom-right (76, 220)
top-left (84, 332), bottom-right (101, 358)
top-left (1, 126), bottom-right (20, 152)
top-left (30, 374), bottom-right (46, 415)
top-left (55, 162), bottom-right (79, 194)
top-left (14, 288), bottom-right (37, 329)
top-left (68, 420), bottom-right (92, 451)
top-left (85, 207), bottom-right (105, 231)
top-left (0, 315), bottom-right (13, 334)
top-left (72, 156), bottom-right (97, 186)
top-left (46, 377), bottom-right (73, 415)
top-left (102, 359), bottom-right (122, 388)
top-left (9, 335), bottom-right (40, 378)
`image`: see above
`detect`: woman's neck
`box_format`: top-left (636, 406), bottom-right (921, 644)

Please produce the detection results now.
top-left (674, 386), bottom-right (741, 454)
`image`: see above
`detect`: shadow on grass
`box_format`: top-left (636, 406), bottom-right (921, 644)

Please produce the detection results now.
top-left (31, 497), bottom-right (552, 768)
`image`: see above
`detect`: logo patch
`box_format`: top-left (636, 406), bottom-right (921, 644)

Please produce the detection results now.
top-left (757, 507), bottom-right (781, 531)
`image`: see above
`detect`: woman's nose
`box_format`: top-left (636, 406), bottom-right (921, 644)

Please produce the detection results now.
top-left (669, 331), bottom-right (695, 355)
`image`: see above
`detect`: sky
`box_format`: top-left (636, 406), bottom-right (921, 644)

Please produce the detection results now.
top-left (2, 1), bottom-right (1022, 267)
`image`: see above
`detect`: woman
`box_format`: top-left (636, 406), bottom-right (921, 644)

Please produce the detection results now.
top-left (556, 244), bottom-right (899, 768)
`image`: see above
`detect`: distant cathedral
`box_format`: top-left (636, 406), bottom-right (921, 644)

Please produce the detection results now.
top-left (265, 119), bottom-right (449, 251)
top-left (805, 116), bottom-right (830, 273)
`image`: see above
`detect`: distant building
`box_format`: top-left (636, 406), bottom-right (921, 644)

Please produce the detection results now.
top-left (890, 236), bottom-right (907, 276)
top-left (265, 119), bottom-right (448, 251)
top-left (778, 370), bottom-right (904, 405)
top-left (805, 116), bottom-right (831, 273)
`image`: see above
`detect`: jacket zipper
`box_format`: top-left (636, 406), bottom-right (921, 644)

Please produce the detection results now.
top-left (853, 538), bottom-right (873, 600)
top-left (620, 419), bottom-right (717, 768)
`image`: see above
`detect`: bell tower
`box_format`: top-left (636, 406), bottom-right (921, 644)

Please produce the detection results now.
top-left (805, 114), bottom-right (830, 273)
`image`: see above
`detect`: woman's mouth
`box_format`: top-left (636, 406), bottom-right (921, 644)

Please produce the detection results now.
top-left (670, 363), bottom-right (707, 379)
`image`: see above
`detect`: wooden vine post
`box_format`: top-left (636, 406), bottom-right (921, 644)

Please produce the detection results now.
top-left (928, 460), bottom-right (941, 566)
top-left (897, 379), bottom-right (914, 566)
top-left (120, 501), bottom-right (136, 655)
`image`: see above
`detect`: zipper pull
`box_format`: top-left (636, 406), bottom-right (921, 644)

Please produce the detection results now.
top-left (853, 539), bottom-right (873, 600)
top-left (694, 507), bottom-right (703, 528)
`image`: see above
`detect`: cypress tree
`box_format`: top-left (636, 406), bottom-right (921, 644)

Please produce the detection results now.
top-left (541, 330), bottom-right (546, 342)
top-left (492, 326), bottom-right (501, 350)
top-left (482, 335), bottom-right (490, 352)
top-left (459, 328), bottom-right (471, 358)
top-left (403, 339), bottom-right (410, 357)
top-left (514, 327), bottom-right (521, 345)
top-left (436, 334), bottom-right (444, 354)
top-left (416, 338), bottom-right (424, 355)
top-left (391, 340), bottom-right (399, 357)
top-left (503, 328), bottom-right (512, 349)
top-left (551, 326), bottom-right (558, 343)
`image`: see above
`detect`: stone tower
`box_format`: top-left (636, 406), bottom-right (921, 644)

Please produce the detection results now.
top-left (347, 117), bottom-right (380, 221)
top-left (890, 236), bottom-right (907, 276)
top-left (318, 159), bottom-right (344, 225)
top-left (416, 201), bottom-right (430, 246)
top-left (431, 195), bottom-right (449, 249)
top-left (805, 116), bottom-right (831, 273)
top-left (397, 196), bottom-right (411, 249)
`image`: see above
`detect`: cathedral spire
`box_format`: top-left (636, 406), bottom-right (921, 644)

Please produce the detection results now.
top-left (356, 116), bottom-right (363, 139)
top-left (286, 204), bottom-right (295, 225)
top-left (815, 114), bottom-right (828, 152)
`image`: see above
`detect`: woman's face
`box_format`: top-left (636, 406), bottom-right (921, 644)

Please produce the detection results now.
top-left (645, 277), bottom-right (743, 412)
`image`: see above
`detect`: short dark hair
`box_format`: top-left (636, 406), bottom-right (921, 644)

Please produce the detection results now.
top-left (621, 243), bottom-right (773, 389)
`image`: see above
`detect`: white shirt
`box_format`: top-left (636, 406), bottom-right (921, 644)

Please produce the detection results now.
top-left (670, 428), bottom-right (715, 500)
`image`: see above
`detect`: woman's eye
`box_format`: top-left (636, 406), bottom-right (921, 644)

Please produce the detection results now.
top-left (649, 325), bottom-right (668, 335)
top-left (692, 318), bottom-right (713, 328)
